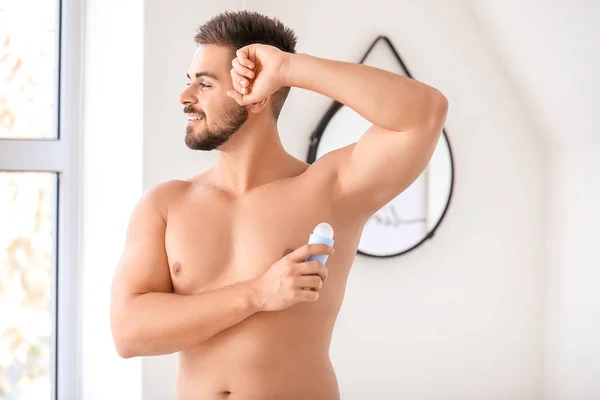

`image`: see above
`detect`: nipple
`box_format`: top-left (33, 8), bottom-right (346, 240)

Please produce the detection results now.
top-left (172, 262), bottom-right (183, 275)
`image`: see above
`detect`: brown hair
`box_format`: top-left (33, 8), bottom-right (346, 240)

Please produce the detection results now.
top-left (195, 10), bottom-right (298, 120)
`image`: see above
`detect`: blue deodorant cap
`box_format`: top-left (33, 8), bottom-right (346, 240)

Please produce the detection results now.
top-left (306, 222), bottom-right (335, 265)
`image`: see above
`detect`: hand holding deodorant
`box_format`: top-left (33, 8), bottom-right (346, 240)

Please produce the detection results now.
top-left (306, 222), bottom-right (334, 264)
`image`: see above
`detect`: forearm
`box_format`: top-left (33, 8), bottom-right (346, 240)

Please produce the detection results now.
top-left (282, 53), bottom-right (444, 131)
top-left (111, 280), bottom-right (261, 358)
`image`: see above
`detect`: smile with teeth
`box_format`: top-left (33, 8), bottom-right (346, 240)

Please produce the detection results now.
top-left (188, 115), bottom-right (203, 121)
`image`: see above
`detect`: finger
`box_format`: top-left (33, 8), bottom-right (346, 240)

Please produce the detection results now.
top-left (226, 90), bottom-right (244, 105)
top-left (229, 68), bottom-right (243, 93)
top-left (295, 289), bottom-right (319, 303)
top-left (230, 69), bottom-right (249, 94)
top-left (287, 243), bottom-right (335, 262)
top-left (236, 47), bottom-right (255, 69)
top-left (297, 261), bottom-right (328, 282)
top-left (296, 275), bottom-right (323, 290)
top-left (232, 58), bottom-right (255, 79)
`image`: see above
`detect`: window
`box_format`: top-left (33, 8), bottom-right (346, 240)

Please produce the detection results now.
top-left (0, 0), bottom-right (58, 140)
top-left (0, 172), bottom-right (56, 398)
top-left (0, 0), bottom-right (80, 398)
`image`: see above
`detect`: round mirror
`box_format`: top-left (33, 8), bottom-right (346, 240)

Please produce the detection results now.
top-left (307, 36), bottom-right (455, 258)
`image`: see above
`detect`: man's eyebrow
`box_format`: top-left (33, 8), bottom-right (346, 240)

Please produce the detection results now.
top-left (186, 72), bottom-right (218, 80)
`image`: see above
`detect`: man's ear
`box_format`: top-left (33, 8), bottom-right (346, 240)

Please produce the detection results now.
top-left (246, 95), bottom-right (271, 114)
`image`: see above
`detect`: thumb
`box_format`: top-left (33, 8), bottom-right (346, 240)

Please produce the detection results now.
top-left (226, 90), bottom-right (245, 105)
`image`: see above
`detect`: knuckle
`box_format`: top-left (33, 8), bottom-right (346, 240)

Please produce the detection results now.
top-left (284, 262), bottom-right (295, 276)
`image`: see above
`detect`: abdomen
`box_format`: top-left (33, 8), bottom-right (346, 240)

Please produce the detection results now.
top-left (177, 310), bottom-right (340, 399)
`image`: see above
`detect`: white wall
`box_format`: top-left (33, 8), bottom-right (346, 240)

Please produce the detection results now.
top-left (141, 0), bottom-right (545, 399)
top-left (80, 0), bottom-right (144, 399)
top-left (468, 2), bottom-right (600, 398)
top-left (545, 147), bottom-right (600, 400)
top-left (467, 0), bottom-right (600, 149)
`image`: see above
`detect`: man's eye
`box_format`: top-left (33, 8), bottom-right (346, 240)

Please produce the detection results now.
top-left (185, 82), bottom-right (210, 89)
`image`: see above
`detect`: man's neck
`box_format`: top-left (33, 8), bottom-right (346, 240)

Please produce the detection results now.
top-left (211, 123), bottom-right (307, 196)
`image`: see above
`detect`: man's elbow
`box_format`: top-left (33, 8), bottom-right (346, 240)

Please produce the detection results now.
top-left (115, 342), bottom-right (136, 359)
top-left (111, 311), bottom-right (143, 359)
top-left (112, 326), bottom-right (139, 359)
top-left (420, 90), bottom-right (448, 135)
top-left (112, 319), bottom-right (172, 358)
top-left (431, 91), bottom-right (449, 127)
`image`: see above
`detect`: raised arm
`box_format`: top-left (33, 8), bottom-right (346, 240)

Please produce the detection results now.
top-left (228, 45), bottom-right (448, 220)
top-left (284, 53), bottom-right (448, 220)
top-left (109, 182), bottom-right (260, 358)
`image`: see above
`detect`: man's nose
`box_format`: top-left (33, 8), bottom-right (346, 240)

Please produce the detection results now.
top-left (179, 86), bottom-right (198, 105)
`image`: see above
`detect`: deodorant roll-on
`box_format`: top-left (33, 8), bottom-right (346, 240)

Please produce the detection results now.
top-left (306, 222), bottom-right (335, 265)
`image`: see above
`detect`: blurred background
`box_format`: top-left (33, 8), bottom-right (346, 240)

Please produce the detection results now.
top-left (0, 0), bottom-right (598, 399)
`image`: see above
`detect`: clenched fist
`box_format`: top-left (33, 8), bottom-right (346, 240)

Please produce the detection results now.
top-left (226, 43), bottom-right (290, 106)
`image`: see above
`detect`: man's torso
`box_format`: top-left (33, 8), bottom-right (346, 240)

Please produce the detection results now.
top-left (163, 162), bottom-right (367, 399)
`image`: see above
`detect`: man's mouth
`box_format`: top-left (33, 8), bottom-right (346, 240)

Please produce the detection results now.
top-left (187, 115), bottom-right (204, 122)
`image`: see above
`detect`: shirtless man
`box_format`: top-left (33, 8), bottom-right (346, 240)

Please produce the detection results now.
top-left (110, 10), bottom-right (448, 400)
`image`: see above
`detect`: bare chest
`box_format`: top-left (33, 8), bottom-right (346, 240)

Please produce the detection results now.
top-left (164, 179), bottom-right (342, 295)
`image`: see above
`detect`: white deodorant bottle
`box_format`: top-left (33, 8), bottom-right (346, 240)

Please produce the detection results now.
top-left (305, 222), bottom-right (335, 264)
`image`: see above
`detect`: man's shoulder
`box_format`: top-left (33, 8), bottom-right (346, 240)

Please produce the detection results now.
top-left (145, 179), bottom-right (192, 199)
top-left (137, 179), bottom-right (194, 216)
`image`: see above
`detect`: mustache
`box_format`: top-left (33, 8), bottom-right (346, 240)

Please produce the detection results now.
top-left (183, 105), bottom-right (204, 116)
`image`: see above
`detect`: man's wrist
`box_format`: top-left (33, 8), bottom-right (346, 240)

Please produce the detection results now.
top-left (245, 278), bottom-right (266, 312)
top-left (280, 51), bottom-right (301, 88)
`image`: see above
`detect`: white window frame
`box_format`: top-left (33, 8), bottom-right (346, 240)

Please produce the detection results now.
top-left (0, 0), bottom-right (83, 398)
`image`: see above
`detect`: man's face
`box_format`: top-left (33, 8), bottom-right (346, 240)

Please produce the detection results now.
top-left (180, 44), bottom-right (248, 151)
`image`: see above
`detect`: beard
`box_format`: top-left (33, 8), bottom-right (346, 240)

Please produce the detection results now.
top-left (184, 103), bottom-right (248, 151)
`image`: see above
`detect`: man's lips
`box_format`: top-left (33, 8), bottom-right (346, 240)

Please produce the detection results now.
top-left (186, 114), bottom-right (204, 121)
